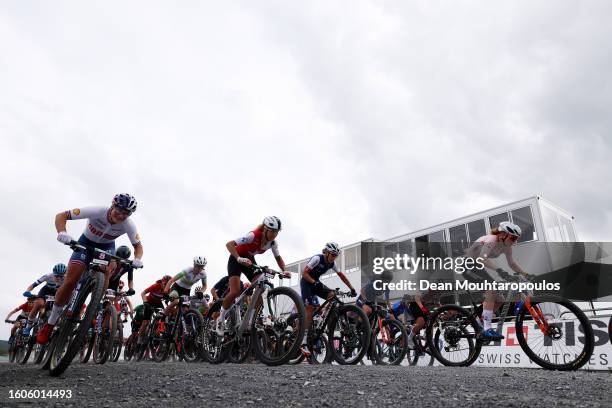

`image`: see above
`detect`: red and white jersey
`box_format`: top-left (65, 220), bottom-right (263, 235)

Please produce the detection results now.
top-left (67, 206), bottom-right (140, 245)
top-left (234, 228), bottom-right (280, 258)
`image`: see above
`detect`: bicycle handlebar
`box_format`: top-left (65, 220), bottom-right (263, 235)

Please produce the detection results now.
top-left (66, 241), bottom-right (142, 269)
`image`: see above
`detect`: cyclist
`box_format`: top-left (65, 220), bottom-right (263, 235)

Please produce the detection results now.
top-left (5, 296), bottom-right (36, 343)
top-left (405, 289), bottom-right (441, 348)
top-left (37, 193), bottom-right (144, 345)
top-left (115, 280), bottom-right (135, 317)
top-left (356, 270), bottom-right (393, 316)
top-left (162, 257), bottom-right (208, 316)
top-left (108, 246), bottom-right (136, 296)
top-left (138, 275), bottom-right (171, 345)
top-left (211, 276), bottom-right (245, 301)
top-left (300, 242), bottom-right (357, 337)
top-left (21, 263), bottom-right (66, 336)
top-left (218, 216), bottom-right (288, 335)
top-left (390, 294), bottom-right (413, 324)
top-left (464, 221), bottom-right (527, 340)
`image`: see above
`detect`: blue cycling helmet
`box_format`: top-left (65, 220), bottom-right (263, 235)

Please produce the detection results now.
top-left (112, 193), bottom-right (138, 213)
top-left (53, 263), bottom-right (67, 276)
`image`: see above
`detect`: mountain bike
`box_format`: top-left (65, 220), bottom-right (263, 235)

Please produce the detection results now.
top-left (202, 265), bottom-right (306, 366)
top-left (6, 319), bottom-right (28, 363)
top-left (426, 270), bottom-right (595, 370)
top-left (150, 294), bottom-right (204, 362)
top-left (44, 241), bottom-right (140, 376)
top-left (135, 305), bottom-right (163, 362)
top-left (29, 295), bottom-right (55, 365)
top-left (365, 302), bottom-right (407, 365)
top-left (110, 292), bottom-right (131, 362)
top-left (290, 289), bottom-right (370, 365)
top-left (92, 289), bottom-right (118, 364)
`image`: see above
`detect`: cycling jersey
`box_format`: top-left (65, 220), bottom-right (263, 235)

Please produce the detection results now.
top-left (17, 302), bottom-right (33, 314)
top-left (133, 304), bottom-right (144, 322)
top-left (234, 228), bottom-right (280, 258)
top-left (302, 254), bottom-right (339, 281)
top-left (143, 282), bottom-right (164, 305)
top-left (391, 300), bottom-right (409, 318)
top-left (174, 267), bottom-right (207, 289)
top-left (32, 274), bottom-right (64, 290)
top-left (67, 206), bottom-right (141, 245)
top-left (465, 235), bottom-right (512, 260)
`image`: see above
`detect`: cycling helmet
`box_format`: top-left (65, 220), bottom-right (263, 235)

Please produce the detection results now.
top-left (323, 242), bottom-right (340, 255)
top-left (161, 275), bottom-right (172, 282)
top-left (498, 221), bottom-right (522, 237)
top-left (193, 256), bottom-right (207, 267)
top-left (116, 245), bottom-right (132, 260)
top-left (112, 193), bottom-right (138, 213)
top-left (53, 263), bottom-right (67, 276)
top-left (169, 290), bottom-right (179, 299)
top-left (263, 216), bottom-right (282, 231)
top-left (27, 296), bottom-right (37, 302)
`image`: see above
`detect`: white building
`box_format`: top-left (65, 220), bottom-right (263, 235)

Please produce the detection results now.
top-left (284, 196), bottom-right (583, 303)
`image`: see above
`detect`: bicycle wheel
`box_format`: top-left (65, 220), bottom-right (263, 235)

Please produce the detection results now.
top-left (49, 271), bottom-right (105, 376)
top-left (251, 286), bottom-right (306, 366)
top-left (14, 334), bottom-right (26, 364)
top-left (33, 342), bottom-right (47, 365)
top-left (111, 323), bottom-right (124, 362)
top-left (425, 304), bottom-right (480, 367)
top-left (93, 304), bottom-right (117, 365)
top-left (18, 335), bottom-right (35, 365)
top-left (228, 335), bottom-right (251, 364)
top-left (608, 315), bottom-right (611, 346)
top-left (8, 337), bottom-right (16, 363)
top-left (515, 295), bottom-right (594, 370)
top-left (79, 329), bottom-right (95, 363)
top-left (180, 310), bottom-right (204, 362)
top-left (124, 334), bottom-right (136, 362)
top-left (372, 319), bottom-right (408, 365)
top-left (328, 304), bottom-right (371, 365)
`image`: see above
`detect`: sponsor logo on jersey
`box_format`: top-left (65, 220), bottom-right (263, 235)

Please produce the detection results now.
top-left (73, 208), bottom-right (81, 216)
top-left (135, 233), bottom-right (141, 241)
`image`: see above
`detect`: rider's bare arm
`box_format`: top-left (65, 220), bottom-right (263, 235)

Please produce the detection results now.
top-left (226, 241), bottom-right (240, 259)
top-left (302, 269), bottom-right (316, 284)
top-left (275, 255), bottom-right (286, 271)
top-left (133, 242), bottom-right (143, 260)
top-left (164, 275), bottom-right (179, 293)
top-left (55, 211), bottom-right (69, 233)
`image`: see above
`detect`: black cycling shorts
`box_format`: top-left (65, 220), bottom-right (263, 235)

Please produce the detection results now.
top-left (227, 255), bottom-right (259, 282)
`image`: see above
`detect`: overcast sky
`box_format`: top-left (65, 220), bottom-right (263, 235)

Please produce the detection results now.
top-left (1, 1), bottom-right (612, 339)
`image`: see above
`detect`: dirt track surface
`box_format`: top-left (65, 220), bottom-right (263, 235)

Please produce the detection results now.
top-left (1, 362), bottom-right (611, 407)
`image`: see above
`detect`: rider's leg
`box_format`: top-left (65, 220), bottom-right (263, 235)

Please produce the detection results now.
top-left (24, 299), bottom-right (44, 333)
top-left (482, 291), bottom-right (496, 331)
top-left (220, 276), bottom-right (241, 320)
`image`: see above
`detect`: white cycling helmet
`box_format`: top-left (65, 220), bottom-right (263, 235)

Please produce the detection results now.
top-left (323, 242), bottom-right (340, 255)
top-left (498, 221), bottom-right (522, 237)
top-left (193, 256), bottom-right (207, 267)
top-left (263, 216), bottom-right (282, 231)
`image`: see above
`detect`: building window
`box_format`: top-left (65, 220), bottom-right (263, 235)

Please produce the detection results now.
top-left (467, 219), bottom-right (486, 243)
top-left (510, 206), bottom-right (537, 243)
top-left (488, 212), bottom-right (510, 232)
top-left (344, 246), bottom-right (360, 272)
top-left (416, 230), bottom-right (446, 258)
top-left (449, 224), bottom-right (468, 257)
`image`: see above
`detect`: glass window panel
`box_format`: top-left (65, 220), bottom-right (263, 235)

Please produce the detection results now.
top-left (510, 206), bottom-right (537, 243)
top-left (345, 246), bottom-right (358, 270)
top-left (449, 224), bottom-right (468, 257)
top-left (542, 206), bottom-right (563, 242)
top-left (428, 230), bottom-right (446, 257)
top-left (488, 212), bottom-right (510, 232)
top-left (467, 219), bottom-right (486, 243)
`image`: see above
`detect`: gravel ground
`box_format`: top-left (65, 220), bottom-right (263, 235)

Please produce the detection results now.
top-left (1, 362), bottom-right (611, 408)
